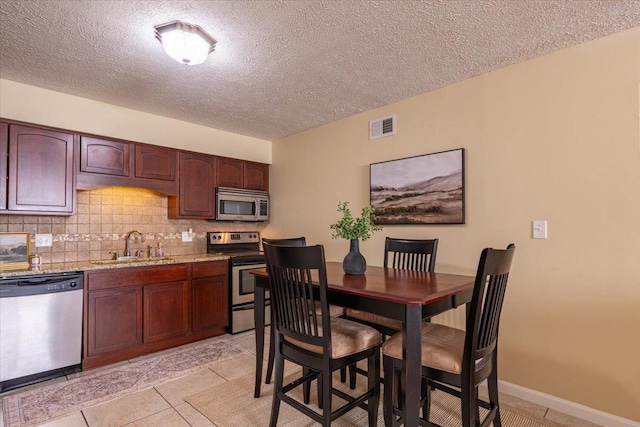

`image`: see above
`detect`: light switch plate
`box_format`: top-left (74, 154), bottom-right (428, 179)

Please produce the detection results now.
top-left (182, 231), bottom-right (193, 242)
top-left (532, 220), bottom-right (547, 239)
top-left (35, 233), bottom-right (53, 247)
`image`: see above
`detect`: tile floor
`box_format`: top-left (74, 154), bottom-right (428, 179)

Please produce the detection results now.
top-left (0, 328), bottom-right (600, 427)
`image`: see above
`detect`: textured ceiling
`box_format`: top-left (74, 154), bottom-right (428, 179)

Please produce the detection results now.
top-left (1, 1), bottom-right (639, 141)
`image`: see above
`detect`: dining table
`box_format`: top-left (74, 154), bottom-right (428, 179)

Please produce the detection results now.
top-left (251, 261), bottom-right (475, 427)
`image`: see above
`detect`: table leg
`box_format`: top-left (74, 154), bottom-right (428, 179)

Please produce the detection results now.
top-left (401, 304), bottom-right (422, 427)
top-left (254, 285), bottom-right (266, 398)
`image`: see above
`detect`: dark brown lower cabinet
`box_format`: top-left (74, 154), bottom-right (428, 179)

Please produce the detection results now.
top-left (83, 260), bottom-right (228, 370)
top-left (192, 262), bottom-right (229, 332)
top-left (87, 287), bottom-right (143, 356)
top-left (143, 281), bottom-right (189, 343)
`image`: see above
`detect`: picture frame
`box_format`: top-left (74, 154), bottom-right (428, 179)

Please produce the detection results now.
top-left (370, 148), bottom-right (465, 225)
top-left (0, 232), bottom-right (31, 270)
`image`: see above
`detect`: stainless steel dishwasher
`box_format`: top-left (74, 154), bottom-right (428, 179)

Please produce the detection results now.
top-left (0, 271), bottom-right (84, 392)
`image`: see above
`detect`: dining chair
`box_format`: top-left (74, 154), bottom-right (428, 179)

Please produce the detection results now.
top-left (343, 237), bottom-right (439, 387)
top-left (381, 244), bottom-right (515, 427)
top-left (260, 237), bottom-right (307, 386)
top-left (263, 242), bottom-right (382, 427)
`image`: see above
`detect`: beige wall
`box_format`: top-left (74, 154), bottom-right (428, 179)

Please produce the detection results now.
top-left (265, 27), bottom-right (640, 421)
top-left (0, 79), bottom-right (271, 163)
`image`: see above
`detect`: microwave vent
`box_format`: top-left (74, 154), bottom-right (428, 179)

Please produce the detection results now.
top-left (369, 114), bottom-right (396, 140)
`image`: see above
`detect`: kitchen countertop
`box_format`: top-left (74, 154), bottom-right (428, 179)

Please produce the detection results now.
top-left (0, 254), bottom-right (230, 278)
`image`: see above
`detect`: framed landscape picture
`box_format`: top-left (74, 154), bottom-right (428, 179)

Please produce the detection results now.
top-left (370, 148), bottom-right (465, 225)
top-left (0, 232), bottom-right (31, 270)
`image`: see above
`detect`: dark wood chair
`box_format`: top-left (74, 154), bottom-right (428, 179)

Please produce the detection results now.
top-left (343, 237), bottom-right (439, 387)
top-left (263, 242), bottom-right (382, 427)
top-left (381, 244), bottom-right (515, 427)
top-left (261, 236), bottom-right (306, 385)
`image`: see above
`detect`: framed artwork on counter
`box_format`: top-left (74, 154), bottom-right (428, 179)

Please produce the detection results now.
top-left (0, 232), bottom-right (31, 271)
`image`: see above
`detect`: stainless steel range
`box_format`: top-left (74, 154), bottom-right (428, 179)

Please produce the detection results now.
top-left (206, 231), bottom-right (268, 334)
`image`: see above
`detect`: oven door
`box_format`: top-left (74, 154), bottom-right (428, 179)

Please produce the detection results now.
top-left (231, 301), bottom-right (271, 334)
top-left (231, 263), bottom-right (267, 306)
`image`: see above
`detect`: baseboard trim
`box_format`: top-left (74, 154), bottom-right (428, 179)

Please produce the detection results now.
top-left (487, 380), bottom-right (640, 427)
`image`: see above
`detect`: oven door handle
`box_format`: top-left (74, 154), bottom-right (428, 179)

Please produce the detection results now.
top-left (233, 300), bottom-right (270, 311)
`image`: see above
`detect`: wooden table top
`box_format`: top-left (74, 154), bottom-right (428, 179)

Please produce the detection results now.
top-left (252, 261), bottom-right (474, 305)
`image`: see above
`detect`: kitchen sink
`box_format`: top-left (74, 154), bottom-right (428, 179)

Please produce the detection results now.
top-left (91, 257), bottom-right (172, 265)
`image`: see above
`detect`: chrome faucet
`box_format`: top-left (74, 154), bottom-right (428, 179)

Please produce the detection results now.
top-left (124, 230), bottom-right (145, 257)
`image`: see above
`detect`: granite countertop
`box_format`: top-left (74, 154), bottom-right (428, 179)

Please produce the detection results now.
top-left (0, 254), bottom-right (230, 278)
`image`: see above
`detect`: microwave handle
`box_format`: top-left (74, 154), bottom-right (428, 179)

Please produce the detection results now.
top-left (254, 199), bottom-right (259, 217)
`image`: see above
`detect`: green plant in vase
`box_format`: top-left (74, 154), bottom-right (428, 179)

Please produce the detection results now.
top-left (330, 201), bottom-right (382, 275)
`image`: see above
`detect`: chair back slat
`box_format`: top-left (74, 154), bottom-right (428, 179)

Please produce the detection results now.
top-left (263, 243), bottom-right (330, 350)
top-left (385, 237), bottom-right (438, 272)
top-left (465, 244), bottom-right (515, 362)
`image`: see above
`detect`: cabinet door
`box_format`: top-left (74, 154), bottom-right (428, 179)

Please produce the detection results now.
top-left (243, 161), bottom-right (269, 191)
top-left (192, 276), bottom-right (228, 332)
top-left (1, 122), bottom-right (7, 210)
top-left (8, 125), bottom-right (74, 213)
top-left (135, 144), bottom-right (177, 181)
top-left (216, 157), bottom-right (243, 188)
top-left (87, 287), bottom-right (143, 356)
top-left (143, 281), bottom-right (189, 343)
top-left (80, 136), bottom-right (130, 176)
top-left (169, 152), bottom-right (215, 218)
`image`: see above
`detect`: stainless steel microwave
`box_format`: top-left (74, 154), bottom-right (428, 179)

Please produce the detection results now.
top-left (215, 187), bottom-right (269, 221)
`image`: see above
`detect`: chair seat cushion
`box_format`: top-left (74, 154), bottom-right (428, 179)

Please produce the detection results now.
top-left (344, 308), bottom-right (403, 332)
top-left (285, 317), bottom-right (382, 359)
top-left (381, 323), bottom-right (465, 374)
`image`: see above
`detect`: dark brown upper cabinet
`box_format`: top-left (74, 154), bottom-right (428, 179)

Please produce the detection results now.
top-left (135, 145), bottom-right (177, 181)
top-left (4, 124), bottom-right (75, 214)
top-left (216, 157), bottom-right (243, 188)
top-left (0, 122), bottom-right (8, 210)
top-left (77, 136), bottom-right (177, 195)
top-left (216, 157), bottom-right (269, 191)
top-left (243, 160), bottom-right (269, 191)
top-left (168, 151), bottom-right (216, 218)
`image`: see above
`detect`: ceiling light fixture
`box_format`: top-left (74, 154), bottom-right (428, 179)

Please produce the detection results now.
top-left (154, 20), bottom-right (216, 65)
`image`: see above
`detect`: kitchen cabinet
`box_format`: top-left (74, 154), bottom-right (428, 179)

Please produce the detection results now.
top-left (143, 281), bottom-right (189, 343)
top-left (192, 261), bottom-right (229, 332)
top-left (0, 122), bottom-right (7, 210)
top-left (87, 287), bottom-right (143, 356)
top-left (216, 157), bottom-right (269, 191)
top-left (83, 260), bottom-right (228, 369)
top-left (243, 160), bottom-right (269, 191)
top-left (77, 136), bottom-right (178, 195)
top-left (168, 151), bottom-right (216, 218)
top-left (3, 124), bottom-right (75, 214)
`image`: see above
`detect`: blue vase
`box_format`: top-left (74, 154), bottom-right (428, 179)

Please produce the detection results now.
top-left (343, 239), bottom-right (366, 275)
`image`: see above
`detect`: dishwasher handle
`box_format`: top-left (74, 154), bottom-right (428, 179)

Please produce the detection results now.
top-left (0, 273), bottom-right (84, 297)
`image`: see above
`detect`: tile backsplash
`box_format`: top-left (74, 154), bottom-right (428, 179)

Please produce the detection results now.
top-left (0, 187), bottom-right (257, 264)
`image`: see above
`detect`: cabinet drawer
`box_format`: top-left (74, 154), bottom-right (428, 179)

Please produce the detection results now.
top-left (192, 261), bottom-right (228, 279)
top-left (87, 264), bottom-right (189, 291)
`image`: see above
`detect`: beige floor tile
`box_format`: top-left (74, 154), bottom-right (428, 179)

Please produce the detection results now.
top-left (544, 409), bottom-right (602, 427)
top-left (155, 369), bottom-right (227, 406)
top-left (35, 411), bottom-right (87, 427)
top-left (123, 408), bottom-right (189, 427)
top-left (83, 388), bottom-right (170, 427)
top-left (478, 387), bottom-right (548, 419)
top-left (174, 403), bottom-right (216, 427)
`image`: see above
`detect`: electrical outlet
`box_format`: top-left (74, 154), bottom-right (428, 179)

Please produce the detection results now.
top-left (35, 233), bottom-right (53, 247)
top-left (182, 231), bottom-right (193, 242)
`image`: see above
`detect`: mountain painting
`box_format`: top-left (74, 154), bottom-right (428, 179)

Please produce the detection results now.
top-left (370, 148), bottom-right (464, 224)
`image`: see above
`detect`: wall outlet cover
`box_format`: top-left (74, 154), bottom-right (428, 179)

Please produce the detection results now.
top-left (35, 233), bottom-right (53, 247)
top-left (182, 231), bottom-right (193, 242)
